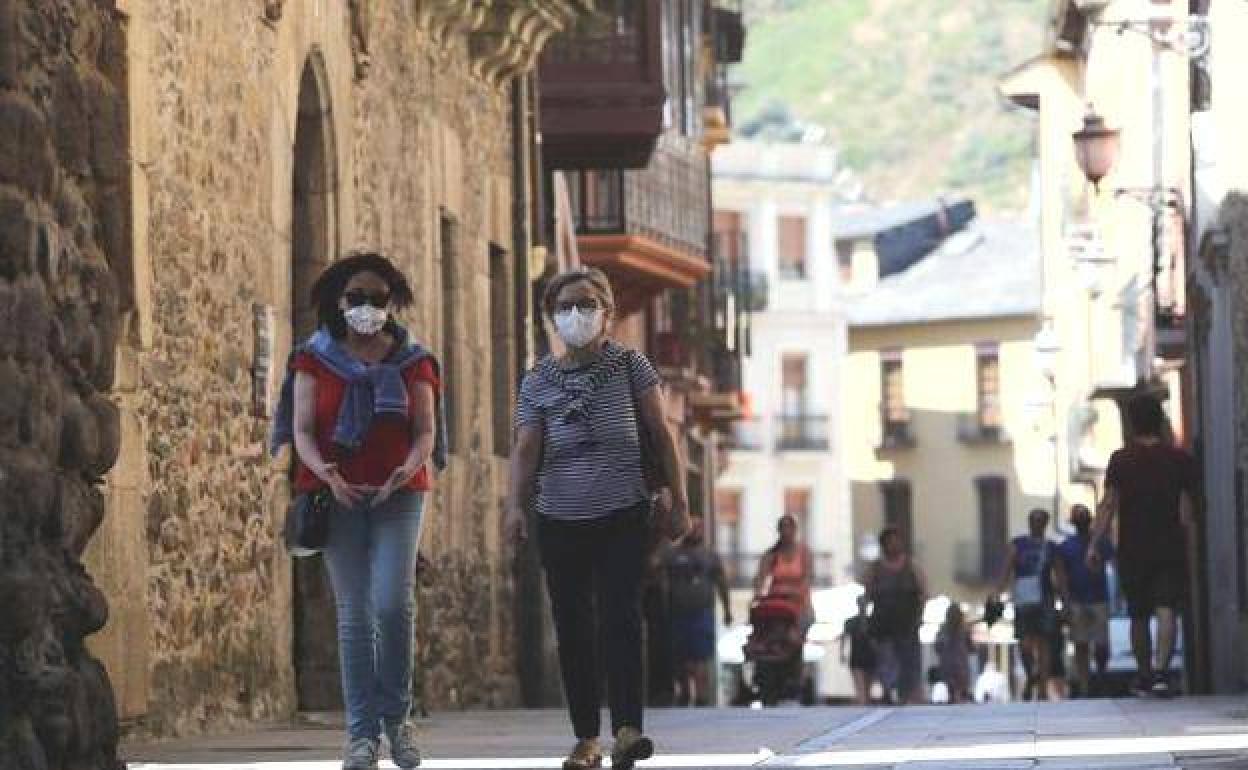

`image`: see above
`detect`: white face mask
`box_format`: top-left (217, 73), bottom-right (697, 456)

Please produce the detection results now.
top-left (343, 305), bottom-right (388, 336)
top-left (554, 306), bottom-right (604, 349)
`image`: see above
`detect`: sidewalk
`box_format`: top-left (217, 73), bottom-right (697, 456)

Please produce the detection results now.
top-left (124, 696), bottom-right (1248, 769)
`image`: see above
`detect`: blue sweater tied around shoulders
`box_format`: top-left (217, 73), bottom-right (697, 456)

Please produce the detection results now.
top-left (269, 325), bottom-right (448, 472)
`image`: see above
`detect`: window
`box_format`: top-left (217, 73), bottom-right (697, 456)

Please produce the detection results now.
top-left (836, 239), bottom-right (854, 283)
top-left (784, 487), bottom-right (811, 541)
top-left (489, 244), bottom-right (512, 457)
top-left (781, 353), bottom-right (808, 415)
top-left (716, 488), bottom-right (743, 585)
top-left (880, 480), bottom-right (913, 555)
top-left (440, 211), bottom-right (459, 453)
top-left (976, 343), bottom-right (1001, 430)
top-left (880, 349), bottom-right (910, 445)
top-left (713, 210), bottom-right (747, 265)
top-left (777, 215), bottom-right (807, 279)
top-left (975, 476), bottom-right (1009, 581)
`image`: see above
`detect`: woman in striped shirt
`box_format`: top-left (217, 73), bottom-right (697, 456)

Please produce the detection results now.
top-left (505, 267), bottom-right (689, 770)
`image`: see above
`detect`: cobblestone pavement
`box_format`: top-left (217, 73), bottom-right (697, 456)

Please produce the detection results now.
top-left (124, 696), bottom-right (1248, 769)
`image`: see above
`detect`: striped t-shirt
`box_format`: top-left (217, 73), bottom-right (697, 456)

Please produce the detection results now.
top-left (515, 341), bottom-right (661, 521)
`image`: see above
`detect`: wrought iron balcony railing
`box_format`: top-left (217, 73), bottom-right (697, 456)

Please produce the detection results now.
top-left (723, 416), bottom-right (762, 451)
top-left (878, 408), bottom-right (916, 450)
top-left (775, 414), bottom-right (830, 451)
top-left (567, 136), bottom-right (710, 261)
top-left (956, 412), bottom-right (1009, 445)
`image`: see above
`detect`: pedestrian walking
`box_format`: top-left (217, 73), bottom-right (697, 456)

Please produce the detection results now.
top-left (996, 508), bottom-right (1061, 701)
top-left (663, 513), bottom-right (733, 707)
top-left (1056, 503), bottom-right (1114, 697)
top-left (271, 252), bottom-right (446, 770)
top-left (934, 603), bottom-right (972, 704)
top-left (864, 527), bottom-right (927, 705)
top-left (1088, 393), bottom-right (1197, 698)
top-left (753, 514), bottom-right (815, 636)
top-left (840, 595), bottom-right (877, 705)
top-left (504, 267), bottom-right (689, 770)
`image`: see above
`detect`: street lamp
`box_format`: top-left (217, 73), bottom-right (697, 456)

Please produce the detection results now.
top-left (1072, 110), bottom-right (1120, 193)
top-left (1033, 324), bottom-right (1062, 518)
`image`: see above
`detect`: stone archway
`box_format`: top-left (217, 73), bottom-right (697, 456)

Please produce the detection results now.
top-left (289, 51), bottom-right (343, 710)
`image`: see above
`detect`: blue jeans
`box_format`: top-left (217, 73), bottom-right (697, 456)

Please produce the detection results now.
top-left (322, 490), bottom-right (425, 740)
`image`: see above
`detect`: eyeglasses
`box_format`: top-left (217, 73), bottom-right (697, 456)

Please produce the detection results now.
top-left (554, 297), bottom-right (601, 314)
top-left (343, 289), bottom-right (391, 309)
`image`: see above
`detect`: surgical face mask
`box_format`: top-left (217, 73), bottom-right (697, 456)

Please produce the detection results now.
top-left (343, 305), bottom-right (388, 336)
top-left (554, 306), bottom-right (604, 349)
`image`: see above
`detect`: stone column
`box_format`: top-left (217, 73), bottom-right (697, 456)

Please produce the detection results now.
top-left (0, 2), bottom-right (128, 768)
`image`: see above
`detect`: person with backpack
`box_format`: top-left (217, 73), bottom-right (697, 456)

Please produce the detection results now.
top-left (996, 508), bottom-right (1063, 701)
top-left (863, 527), bottom-right (928, 705)
top-left (504, 267), bottom-right (689, 770)
top-left (663, 513), bottom-right (733, 707)
top-left (1087, 393), bottom-right (1197, 698)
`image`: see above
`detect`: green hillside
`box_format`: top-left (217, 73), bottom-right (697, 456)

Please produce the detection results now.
top-left (736, 0), bottom-right (1049, 213)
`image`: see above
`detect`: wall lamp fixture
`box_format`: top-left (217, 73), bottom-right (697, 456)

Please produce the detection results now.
top-left (1091, 14), bottom-right (1210, 59)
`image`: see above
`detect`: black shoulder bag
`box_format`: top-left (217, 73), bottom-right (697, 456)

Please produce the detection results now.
top-left (284, 488), bottom-right (333, 557)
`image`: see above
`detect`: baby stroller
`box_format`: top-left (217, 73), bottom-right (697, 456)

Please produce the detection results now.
top-left (743, 595), bottom-right (814, 706)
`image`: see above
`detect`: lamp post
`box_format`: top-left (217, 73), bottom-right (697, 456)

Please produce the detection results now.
top-left (1033, 324), bottom-right (1063, 519)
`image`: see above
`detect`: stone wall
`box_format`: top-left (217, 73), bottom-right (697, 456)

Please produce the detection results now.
top-left (0, 1), bottom-right (128, 768)
top-left (108, 0), bottom-right (530, 739)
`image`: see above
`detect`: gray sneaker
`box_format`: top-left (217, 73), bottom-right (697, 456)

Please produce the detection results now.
top-left (342, 736), bottom-right (379, 770)
top-left (385, 720), bottom-right (423, 768)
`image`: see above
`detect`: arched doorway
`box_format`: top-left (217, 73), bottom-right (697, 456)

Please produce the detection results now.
top-left (290, 51), bottom-right (341, 710)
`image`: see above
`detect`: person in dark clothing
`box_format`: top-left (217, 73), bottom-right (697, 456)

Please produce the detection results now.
top-left (1056, 503), bottom-right (1114, 697)
top-left (663, 514), bottom-right (733, 707)
top-left (864, 527), bottom-right (928, 705)
top-left (996, 508), bottom-right (1063, 701)
top-left (840, 595), bottom-right (876, 705)
top-left (506, 267), bottom-right (690, 770)
top-left (1088, 393), bottom-right (1197, 698)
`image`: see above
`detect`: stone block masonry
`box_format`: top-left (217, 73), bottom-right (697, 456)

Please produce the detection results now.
top-left (0, 1), bottom-right (129, 769)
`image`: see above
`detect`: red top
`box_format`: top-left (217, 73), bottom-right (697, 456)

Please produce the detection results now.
top-left (291, 352), bottom-right (440, 493)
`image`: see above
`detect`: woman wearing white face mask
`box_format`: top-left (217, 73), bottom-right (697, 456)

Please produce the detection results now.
top-left (506, 267), bottom-right (689, 770)
top-left (271, 252), bottom-right (447, 770)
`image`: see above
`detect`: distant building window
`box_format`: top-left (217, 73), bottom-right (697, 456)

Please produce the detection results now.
top-left (784, 487), bottom-right (811, 540)
top-left (975, 476), bottom-right (1008, 580)
top-left (880, 479), bottom-right (913, 554)
top-left (716, 488), bottom-right (743, 585)
top-left (781, 352), bottom-right (808, 415)
top-left (714, 210), bottom-right (747, 264)
top-left (976, 343), bottom-right (1001, 429)
top-left (880, 349), bottom-right (910, 445)
top-left (836, 239), bottom-right (854, 283)
top-left (777, 215), bottom-right (807, 279)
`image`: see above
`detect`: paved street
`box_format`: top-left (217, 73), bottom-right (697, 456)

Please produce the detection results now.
top-left (124, 697), bottom-right (1248, 769)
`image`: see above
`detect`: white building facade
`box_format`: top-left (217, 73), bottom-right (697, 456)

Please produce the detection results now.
top-left (711, 141), bottom-right (855, 615)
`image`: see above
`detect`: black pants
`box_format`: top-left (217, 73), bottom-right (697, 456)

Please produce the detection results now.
top-left (539, 502), bottom-right (647, 740)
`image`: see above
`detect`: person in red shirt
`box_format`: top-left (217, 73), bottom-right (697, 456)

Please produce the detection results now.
top-left (1088, 392), bottom-right (1197, 699)
top-left (285, 252), bottom-right (440, 770)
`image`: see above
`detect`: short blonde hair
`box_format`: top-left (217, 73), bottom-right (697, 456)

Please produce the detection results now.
top-left (541, 266), bottom-right (616, 317)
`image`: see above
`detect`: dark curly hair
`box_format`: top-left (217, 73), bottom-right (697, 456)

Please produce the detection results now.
top-left (1126, 392), bottom-right (1165, 438)
top-left (309, 251), bottom-right (414, 338)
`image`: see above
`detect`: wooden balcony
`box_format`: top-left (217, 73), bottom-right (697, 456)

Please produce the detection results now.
top-left (538, 0), bottom-right (665, 169)
top-left (567, 136), bottom-right (711, 314)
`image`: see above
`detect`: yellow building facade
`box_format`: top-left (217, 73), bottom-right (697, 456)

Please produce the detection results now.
top-left (843, 220), bottom-right (1049, 606)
